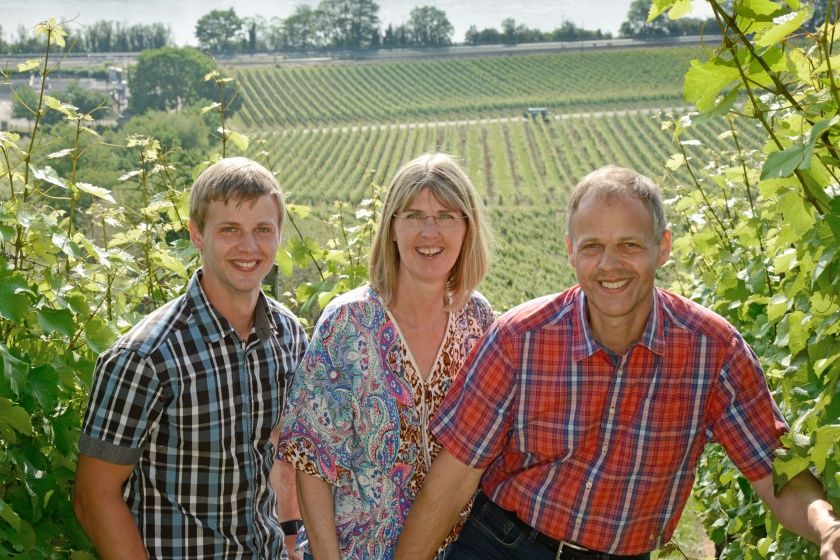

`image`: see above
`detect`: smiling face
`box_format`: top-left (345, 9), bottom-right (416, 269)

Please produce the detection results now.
top-left (392, 188), bottom-right (467, 291)
top-left (188, 194), bottom-right (281, 312)
top-left (566, 191), bottom-right (671, 345)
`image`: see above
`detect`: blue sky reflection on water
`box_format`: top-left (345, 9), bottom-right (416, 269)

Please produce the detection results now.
top-left (1, 0), bottom-right (713, 46)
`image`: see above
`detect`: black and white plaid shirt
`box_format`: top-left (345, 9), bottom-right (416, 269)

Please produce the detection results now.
top-left (80, 270), bottom-right (307, 559)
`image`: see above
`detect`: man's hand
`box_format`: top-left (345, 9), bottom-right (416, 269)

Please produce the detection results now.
top-left (818, 522), bottom-right (840, 560)
top-left (753, 470), bottom-right (840, 559)
top-left (284, 533), bottom-right (302, 560)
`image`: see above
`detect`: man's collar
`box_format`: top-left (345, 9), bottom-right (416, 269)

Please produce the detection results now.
top-left (571, 287), bottom-right (666, 361)
top-left (185, 269), bottom-right (276, 344)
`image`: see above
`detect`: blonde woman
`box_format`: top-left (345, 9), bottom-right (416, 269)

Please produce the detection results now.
top-left (279, 153), bottom-right (493, 559)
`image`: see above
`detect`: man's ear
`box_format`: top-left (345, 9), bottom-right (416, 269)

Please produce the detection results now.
top-left (188, 220), bottom-right (204, 251)
top-left (657, 229), bottom-right (672, 267)
top-left (566, 235), bottom-right (575, 266)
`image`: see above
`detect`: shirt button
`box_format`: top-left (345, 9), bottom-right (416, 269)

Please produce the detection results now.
top-left (585, 481), bottom-right (593, 489)
top-left (609, 407), bottom-right (616, 415)
top-left (602, 444), bottom-right (608, 452)
top-left (616, 369), bottom-right (623, 377)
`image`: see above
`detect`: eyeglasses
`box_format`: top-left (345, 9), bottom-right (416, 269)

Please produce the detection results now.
top-left (393, 210), bottom-right (467, 229)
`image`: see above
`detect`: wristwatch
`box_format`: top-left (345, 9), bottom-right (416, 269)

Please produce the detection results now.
top-left (280, 519), bottom-right (303, 536)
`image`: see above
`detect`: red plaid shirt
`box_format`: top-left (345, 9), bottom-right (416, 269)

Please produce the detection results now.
top-left (432, 286), bottom-right (787, 555)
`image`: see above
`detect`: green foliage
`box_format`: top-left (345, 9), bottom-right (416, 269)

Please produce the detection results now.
top-left (195, 8), bottom-right (244, 53)
top-left (0, 21), bottom-right (388, 554)
top-left (660, 0), bottom-right (840, 557)
top-left (128, 47), bottom-right (229, 115)
top-left (406, 6), bottom-right (454, 47)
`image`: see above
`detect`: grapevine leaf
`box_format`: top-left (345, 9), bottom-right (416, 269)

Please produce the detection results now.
top-left (684, 59), bottom-right (741, 112)
top-left (228, 131), bottom-right (249, 152)
top-left (17, 59), bottom-right (39, 73)
top-left (0, 342), bottom-right (29, 397)
top-left (36, 307), bottom-right (75, 338)
top-left (200, 102), bottom-right (222, 115)
top-left (276, 248), bottom-right (294, 277)
top-left (761, 145), bottom-right (806, 179)
top-left (0, 498), bottom-right (20, 531)
top-left (813, 425), bottom-right (840, 472)
top-left (28, 365), bottom-right (60, 410)
top-left (31, 165), bottom-right (68, 190)
top-left (756, 7), bottom-right (811, 47)
top-left (75, 182), bottom-right (116, 203)
top-left (0, 283), bottom-right (29, 323)
top-left (786, 310), bottom-right (808, 355)
top-left (0, 397), bottom-right (33, 437)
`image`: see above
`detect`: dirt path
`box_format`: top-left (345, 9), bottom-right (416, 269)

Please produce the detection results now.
top-left (277, 106), bottom-right (692, 136)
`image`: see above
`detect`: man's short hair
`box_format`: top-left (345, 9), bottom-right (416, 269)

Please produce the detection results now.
top-left (189, 157), bottom-right (285, 232)
top-left (369, 153), bottom-right (491, 310)
top-left (566, 165), bottom-right (668, 241)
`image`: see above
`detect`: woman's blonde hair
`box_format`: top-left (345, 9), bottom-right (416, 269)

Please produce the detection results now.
top-left (369, 153), bottom-right (491, 310)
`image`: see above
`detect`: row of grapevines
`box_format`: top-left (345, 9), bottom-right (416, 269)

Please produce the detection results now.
top-left (254, 112), bottom-right (747, 206)
top-left (233, 46), bottom-right (701, 128)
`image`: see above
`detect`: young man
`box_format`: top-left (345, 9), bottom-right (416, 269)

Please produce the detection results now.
top-left (395, 166), bottom-right (840, 560)
top-left (73, 157), bottom-right (307, 559)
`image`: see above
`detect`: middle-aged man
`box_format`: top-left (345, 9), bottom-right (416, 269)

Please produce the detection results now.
top-left (73, 157), bottom-right (307, 559)
top-left (395, 165), bottom-right (840, 560)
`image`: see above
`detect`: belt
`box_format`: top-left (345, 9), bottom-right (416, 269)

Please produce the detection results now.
top-left (482, 493), bottom-right (649, 560)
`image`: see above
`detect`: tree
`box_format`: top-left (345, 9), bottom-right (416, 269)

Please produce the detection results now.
top-left (317, 0), bottom-right (380, 49)
top-left (128, 47), bottom-right (218, 114)
top-left (620, 0), bottom-right (670, 37)
top-left (283, 5), bottom-right (320, 50)
top-left (195, 8), bottom-right (243, 53)
top-left (406, 6), bottom-right (453, 47)
top-left (13, 82), bottom-right (111, 125)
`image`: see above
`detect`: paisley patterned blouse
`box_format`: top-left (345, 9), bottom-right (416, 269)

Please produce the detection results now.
top-left (278, 286), bottom-right (494, 559)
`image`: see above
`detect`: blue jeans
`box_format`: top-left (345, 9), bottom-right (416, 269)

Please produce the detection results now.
top-left (448, 493), bottom-right (650, 560)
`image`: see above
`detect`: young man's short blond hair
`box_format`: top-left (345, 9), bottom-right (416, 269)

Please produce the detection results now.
top-left (189, 157), bottom-right (285, 232)
top-left (369, 153), bottom-right (492, 310)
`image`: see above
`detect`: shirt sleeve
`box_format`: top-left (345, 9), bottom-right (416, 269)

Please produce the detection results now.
top-left (278, 304), bottom-right (357, 486)
top-left (431, 319), bottom-right (517, 469)
top-left (709, 332), bottom-right (788, 481)
top-left (79, 346), bottom-right (169, 465)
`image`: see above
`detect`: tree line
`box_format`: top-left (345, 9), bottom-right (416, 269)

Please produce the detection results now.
top-left (16, 0), bottom-right (828, 56)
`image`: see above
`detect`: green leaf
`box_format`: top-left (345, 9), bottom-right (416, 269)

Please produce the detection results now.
top-left (28, 365), bottom-right (60, 410)
top-left (756, 7), bottom-right (812, 47)
top-left (0, 498), bottom-right (21, 531)
top-left (36, 307), bottom-right (75, 338)
top-left (200, 102), bottom-right (222, 115)
top-left (684, 59), bottom-right (741, 112)
top-left (779, 191), bottom-right (816, 234)
top-left (74, 182), bottom-right (116, 204)
top-left (0, 342), bottom-right (29, 397)
top-left (0, 283), bottom-right (30, 323)
top-left (228, 130), bottom-right (249, 152)
top-left (0, 397), bottom-right (33, 437)
top-left (786, 310), bottom-right (808, 355)
top-left (813, 425), bottom-right (840, 472)
top-left (17, 59), bottom-right (39, 73)
top-left (85, 317), bottom-right (118, 355)
top-left (666, 0), bottom-right (693, 19)
top-left (760, 144), bottom-right (806, 179)
top-left (275, 248), bottom-right (294, 277)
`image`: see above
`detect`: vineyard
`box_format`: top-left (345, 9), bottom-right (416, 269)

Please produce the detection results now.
top-left (244, 110), bottom-right (764, 308)
top-left (6, 10), bottom-right (838, 557)
top-left (232, 46), bottom-right (700, 128)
